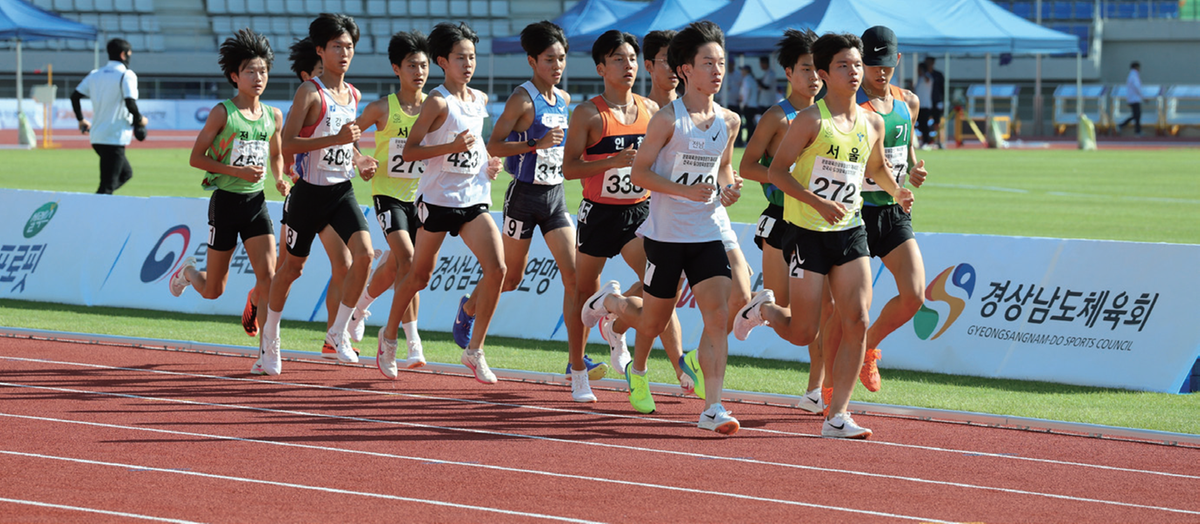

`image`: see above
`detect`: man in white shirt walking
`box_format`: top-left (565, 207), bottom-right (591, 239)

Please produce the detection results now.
top-left (71, 38), bottom-right (148, 194)
top-left (1119, 61), bottom-right (1143, 136)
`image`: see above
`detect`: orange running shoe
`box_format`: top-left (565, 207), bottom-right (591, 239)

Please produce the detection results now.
top-left (822, 387), bottom-right (833, 418)
top-left (241, 289), bottom-right (258, 337)
top-left (860, 348), bottom-right (882, 392)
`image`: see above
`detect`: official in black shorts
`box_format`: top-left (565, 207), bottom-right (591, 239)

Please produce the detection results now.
top-left (861, 204), bottom-right (915, 259)
top-left (374, 194), bottom-right (420, 239)
top-left (283, 179), bottom-right (369, 257)
top-left (641, 239), bottom-right (732, 299)
top-left (575, 199), bottom-right (650, 259)
top-left (208, 189), bottom-right (275, 251)
top-left (781, 221), bottom-right (870, 276)
top-left (753, 202), bottom-right (786, 251)
top-left (415, 196), bottom-right (488, 237)
top-left (502, 180), bottom-right (572, 240)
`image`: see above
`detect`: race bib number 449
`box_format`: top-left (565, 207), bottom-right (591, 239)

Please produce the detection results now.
top-left (669, 152), bottom-right (719, 202)
top-left (810, 156), bottom-right (864, 207)
top-left (387, 137), bottom-right (425, 178)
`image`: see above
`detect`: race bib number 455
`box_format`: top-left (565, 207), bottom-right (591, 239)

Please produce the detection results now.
top-left (810, 156), bottom-right (864, 207)
top-left (231, 139), bottom-right (268, 167)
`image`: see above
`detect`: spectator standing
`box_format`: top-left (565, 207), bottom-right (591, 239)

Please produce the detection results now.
top-left (71, 38), bottom-right (148, 194)
top-left (737, 65), bottom-right (756, 146)
top-left (1120, 61), bottom-right (1143, 136)
top-left (754, 55), bottom-right (778, 138)
top-left (915, 63), bottom-right (934, 147)
top-left (923, 56), bottom-right (945, 148)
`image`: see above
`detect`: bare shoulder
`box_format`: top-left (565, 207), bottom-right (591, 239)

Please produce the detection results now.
top-left (557, 87), bottom-right (571, 106)
top-left (899, 88), bottom-right (920, 114)
top-left (638, 94), bottom-right (660, 115)
top-left (722, 106), bottom-right (741, 128)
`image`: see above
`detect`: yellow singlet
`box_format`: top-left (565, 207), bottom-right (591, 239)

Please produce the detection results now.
top-left (783, 100), bottom-right (872, 232)
top-left (371, 93), bottom-right (425, 202)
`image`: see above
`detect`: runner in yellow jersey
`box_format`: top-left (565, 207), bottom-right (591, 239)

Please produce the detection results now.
top-left (732, 33), bottom-right (912, 439)
top-left (350, 31), bottom-right (430, 379)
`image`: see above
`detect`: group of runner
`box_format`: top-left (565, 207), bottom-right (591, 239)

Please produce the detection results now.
top-left (168, 13), bottom-right (930, 439)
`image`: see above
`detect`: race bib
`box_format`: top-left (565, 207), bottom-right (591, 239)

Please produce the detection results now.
top-left (669, 152), bottom-right (720, 202)
top-left (321, 143), bottom-right (354, 168)
top-left (809, 156), bottom-right (864, 208)
top-left (444, 143), bottom-right (484, 175)
top-left (600, 167), bottom-right (646, 200)
top-left (863, 145), bottom-right (907, 192)
top-left (230, 139), bottom-right (268, 167)
top-left (533, 146), bottom-right (564, 185)
top-left (541, 113), bottom-right (568, 129)
top-left (387, 137), bottom-right (425, 178)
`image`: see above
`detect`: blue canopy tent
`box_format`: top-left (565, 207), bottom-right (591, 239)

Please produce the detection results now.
top-left (564, 0), bottom-right (729, 51)
top-left (2, 0), bottom-right (98, 145)
top-left (492, 0), bottom-right (649, 55)
top-left (703, 0), bottom-right (810, 40)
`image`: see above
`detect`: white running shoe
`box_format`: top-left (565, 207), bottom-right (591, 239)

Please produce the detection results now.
top-left (330, 331), bottom-right (359, 363)
top-left (348, 308), bottom-right (370, 342)
top-left (798, 388), bottom-right (824, 414)
top-left (822, 412), bottom-right (872, 439)
top-left (570, 368), bottom-right (597, 403)
top-left (601, 314), bottom-right (631, 375)
top-left (405, 339), bottom-right (426, 369)
top-left (677, 372), bottom-right (695, 395)
top-left (698, 403), bottom-right (740, 435)
top-left (250, 356), bottom-right (266, 375)
top-left (260, 336), bottom-right (282, 376)
top-left (581, 280), bottom-right (619, 328)
top-left (733, 289), bottom-right (774, 341)
top-left (377, 327), bottom-right (398, 380)
top-left (168, 257), bottom-right (195, 297)
top-left (461, 349), bottom-right (497, 384)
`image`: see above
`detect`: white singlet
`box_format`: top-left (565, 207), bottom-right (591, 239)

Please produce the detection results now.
top-left (416, 85), bottom-right (491, 208)
top-left (638, 98), bottom-right (735, 244)
top-left (294, 77), bottom-right (359, 186)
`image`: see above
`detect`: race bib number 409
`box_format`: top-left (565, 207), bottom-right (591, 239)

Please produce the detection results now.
top-left (809, 156), bottom-right (864, 207)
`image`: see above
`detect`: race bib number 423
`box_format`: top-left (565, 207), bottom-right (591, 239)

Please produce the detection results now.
top-left (810, 156), bottom-right (864, 207)
top-left (444, 146), bottom-right (483, 175)
top-left (669, 152), bottom-right (719, 202)
top-left (387, 137), bottom-right (425, 178)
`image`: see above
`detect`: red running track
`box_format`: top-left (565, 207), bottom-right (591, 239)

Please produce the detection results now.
top-left (2, 336), bottom-right (1198, 523)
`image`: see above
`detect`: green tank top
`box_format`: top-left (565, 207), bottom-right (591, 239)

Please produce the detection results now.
top-left (758, 99), bottom-right (800, 207)
top-left (783, 100), bottom-right (870, 232)
top-left (203, 99), bottom-right (275, 193)
top-left (371, 93), bottom-right (425, 202)
top-left (858, 85), bottom-right (911, 206)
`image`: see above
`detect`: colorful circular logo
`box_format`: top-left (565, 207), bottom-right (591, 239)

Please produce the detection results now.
top-left (140, 225), bottom-right (191, 283)
top-left (913, 263), bottom-right (976, 341)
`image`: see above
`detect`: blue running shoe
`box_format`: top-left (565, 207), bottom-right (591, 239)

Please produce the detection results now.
top-left (565, 355), bottom-right (610, 382)
top-left (453, 295), bottom-right (474, 349)
top-left (680, 350), bottom-right (705, 400)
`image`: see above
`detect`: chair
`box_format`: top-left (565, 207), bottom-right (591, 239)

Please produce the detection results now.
top-left (290, 17), bottom-right (309, 35)
top-left (32, 0), bottom-right (55, 10)
top-left (1052, 84), bottom-right (1108, 134)
top-left (251, 16), bottom-right (272, 33)
top-left (53, 0), bottom-right (74, 12)
top-left (490, 19), bottom-right (508, 38)
top-left (120, 14), bottom-right (140, 32)
top-left (115, 0), bottom-right (134, 11)
top-left (322, 0), bottom-right (341, 12)
top-left (1110, 84), bottom-right (1164, 134)
top-left (95, 0), bottom-right (114, 11)
top-left (134, 0), bottom-right (153, 12)
top-left (450, 0), bottom-right (468, 17)
top-left (125, 33), bottom-right (145, 50)
top-left (366, 0), bottom-right (386, 14)
top-left (1051, 0), bottom-right (1072, 19)
top-left (429, 0), bottom-right (447, 16)
top-left (1155, 0), bottom-right (1179, 17)
top-left (75, 0), bottom-right (94, 11)
top-left (211, 15), bottom-right (233, 34)
top-left (1073, 0), bottom-right (1094, 19)
top-left (355, 34), bottom-right (374, 54)
top-left (390, 19), bottom-right (410, 34)
top-left (207, 0), bottom-right (226, 13)
top-left (408, 0), bottom-right (427, 16)
top-left (99, 14), bottom-right (120, 32)
top-left (140, 15), bottom-right (160, 32)
top-left (247, 0), bottom-right (265, 13)
top-left (271, 16), bottom-right (290, 35)
top-left (343, 0), bottom-right (363, 14)
top-left (387, 0), bottom-right (406, 16)
top-left (304, 0), bottom-right (321, 14)
top-left (469, 0), bottom-right (487, 16)
top-left (489, 0), bottom-right (507, 17)
top-left (285, 0), bottom-right (306, 14)
top-left (226, 0), bottom-right (247, 13)
top-left (231, 15), bottom-right (252, 32)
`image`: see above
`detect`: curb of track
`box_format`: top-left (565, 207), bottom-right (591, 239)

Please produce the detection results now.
top-left (3, 326), bottom-right (1198, 447)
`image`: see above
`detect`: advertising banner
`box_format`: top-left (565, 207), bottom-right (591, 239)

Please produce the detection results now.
top-left (2, 189), bottom-right (1197, 392)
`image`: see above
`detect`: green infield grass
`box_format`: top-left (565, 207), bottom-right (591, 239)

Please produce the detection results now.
top-left (2, 146), bottom-right (1198, 435)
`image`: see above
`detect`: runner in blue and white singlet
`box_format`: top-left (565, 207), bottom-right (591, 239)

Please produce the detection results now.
top-left (504, 80), bottom-right (569, 185)
top-left (294, 77), bottom-right (359, 186)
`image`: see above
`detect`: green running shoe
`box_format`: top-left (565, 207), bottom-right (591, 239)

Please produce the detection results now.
top-left (680, 350), bottom-right (705, 400)
top-left (625, 362), bottom-right (656, 414)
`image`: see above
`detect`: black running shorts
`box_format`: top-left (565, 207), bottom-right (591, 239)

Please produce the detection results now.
top-left (282, 180), bottom-right (369, 258)
top-left (642, 238), bottom-right (731, 299)
top-left (416, 196), bottom-right (489, 237)
top-left (781, 222), bottom-right (869, 276)
top-left (208, 189), bottom-right (274, 252)
top-left (502, 179), bottom-right (572, 240)
top-left (373, 194), bottom-right (420, 239)
top-left (576, 199), bottom-right (649, 259)
top-left (861, 204), bottom-right (915, 258)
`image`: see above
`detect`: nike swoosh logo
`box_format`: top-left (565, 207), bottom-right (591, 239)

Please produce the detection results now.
top-left (704, 414), bottom-right (716, 421)
top-left (711, 132), bottom-right (720, 141)
top-left (588, 294), bottom-right (605, 310)
top-left (875, 46), bottom-right (886, 52)
top-left (741, 306), bottom-right (753, 320)
top-left (830, 422), bottom-right (845, 430)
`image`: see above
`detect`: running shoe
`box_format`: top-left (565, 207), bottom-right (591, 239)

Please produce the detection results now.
top-left (405, 339), bottom-right (426, 369)
top-left (452, 295), bottom-right (474, 349)
top-left (250, 356), bottom-right (266, 375)
top-left (564, 355), bottom-right (609, 382)
top-left (732, 289), bottom-right (774, 341)
top-left (600, 313), bottom-right (631, 375)
top-left (168, 256), bottom-right (195, 297)
top-left (625, 363), bottom-right (656, 414)
top-left (581, 280), bottom-right (619, 328)
top-left (822, 412), bottom-right (872, 439)
top-left (260, 336), bottom-right (282, 376)
top-left (860, 348), bottom-right (882, 392)
top-left (798, 388), bottom-right (824, 414)
top-left (677, 371), bottom-right (695, 395)
top-left (698, 403), bottom-right (740, 435)
top-left (321, 339), bottom-right (361, 360)
top-left (348, 308), bottom-right (370, 343)
top-left (241, 289), bottom-right (258, 337)
top-left (680, 350), bottom-right (706, 400)
top-left (377, 326), bottom-right (398, 380)
top-left (570, 368), bottom-right (597, 403)
top-left (321, 331), bottom-right (359, 363)
top-left (461, 349), bottom-right (497, 384)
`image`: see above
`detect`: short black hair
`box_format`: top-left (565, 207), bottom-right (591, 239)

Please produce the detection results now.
top-left (429, 22), bottom-right (479, 63)
top-left (288, 37), bottom-right (319, 80)
top-left (1131, 61), bottom-right (1140, 69)
top-left (777, 28), bottom-right (817, 71)
top-left (812, 32), bottom-right (862, 73)
top-left (309, 13), bottom-right (359, 49)
top-left (642, 30), bottom-right (676, 62)
top-left (388, 30), bottom-right (429, 67)
top-left (107, 38), bottom-right (131, 61)
top-left (219, 29), bottom-right (274, 87)
top-left (521, 20), bottom-right (568, 58)
top-left (667, 21), bottom-right (724, 86)
top-left (591, 29), bottom-right (639, 65)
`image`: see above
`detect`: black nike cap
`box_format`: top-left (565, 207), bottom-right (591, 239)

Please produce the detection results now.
top-left (861, 26), bottom-right (898, 67)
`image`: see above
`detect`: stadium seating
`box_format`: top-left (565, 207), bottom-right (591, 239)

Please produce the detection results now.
top-left (1052, 84), bottom-right (1108, 134)
top-left (1164, 85), bottom-right (1200, 135)
top-left (1109, 84), bottom-right (1164, 134)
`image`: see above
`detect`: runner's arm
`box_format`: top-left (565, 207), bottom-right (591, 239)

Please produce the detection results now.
top-left (767, 108), bottom-right (822, 209)
top-left (281, 83), bottom-right (356, 155)
top-left (865, 113), bottom-right (913, 212)
top-left (738, 105), bottom-right (784, 184)
top-left (270, 107), bottom-right (288, 195)
top-left (718, 108), bottom-right (743, 206)
top-left (486, 88), bottom-right (541, 158)
top-left (188, 103), bottom-right (260, 182)
top-left (630, 105), bottom-right (709, 203)
top-left (402, 94), bottom-right (471, 162)
top-left (903, 90), bottom-right (927, 188)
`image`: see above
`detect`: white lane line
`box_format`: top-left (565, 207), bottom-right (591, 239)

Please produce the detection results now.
top-left (4, 356), bottom-right (1197, 481)
top-left (0, 450), bottom-right (602, 524)
top-left (0, 497), bottom-right (204, 523)
top-left (0, 413), bottom-right (948, 523)
top-left (3, 382), bottom-right (1198, 517)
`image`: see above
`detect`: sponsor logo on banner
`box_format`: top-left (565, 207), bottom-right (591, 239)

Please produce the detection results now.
top-left (24, 202), bottom-right (58, 238)
top-left (914, 263), bottom-right (975, 340)
top-left (141, 225), bottom-right (191, 283)
top-left (195, 106), bottom-right (211, 123)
